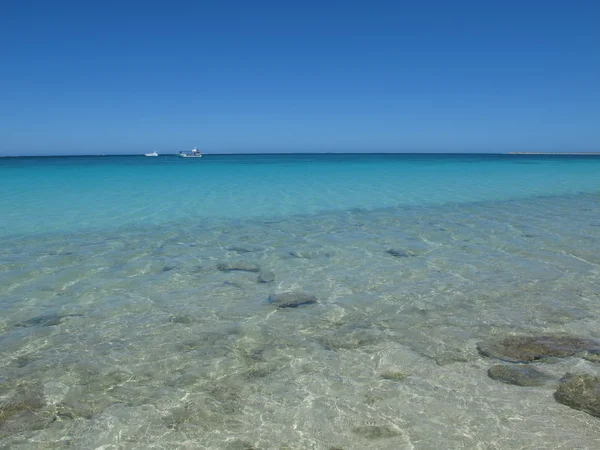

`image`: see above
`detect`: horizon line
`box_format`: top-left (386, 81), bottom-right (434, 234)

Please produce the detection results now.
top-left (2, 151), bottom-right (600, 158)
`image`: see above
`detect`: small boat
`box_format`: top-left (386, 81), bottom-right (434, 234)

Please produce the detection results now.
top-left (178, 147), bottom-right (203, 158)
top-left (144, 151), bottom-right (158, 157)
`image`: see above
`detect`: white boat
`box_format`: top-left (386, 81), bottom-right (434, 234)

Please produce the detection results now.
top-left (178, 148), bottom-right (203, 158)
top-left (144, 151), bottom-right (158, 157)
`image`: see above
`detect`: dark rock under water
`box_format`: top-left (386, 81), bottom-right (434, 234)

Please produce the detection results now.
top-left (487, 364), bottom-right (553, 386)
top-left (0, 384), bottom-right (48, 436)
top-left (227, 245), bottom-right (263, 253)
top-left (477, 335), bottom-right (599, 363)
top-left (386, 248), bottom-right (413, 258)
top-left (217, 261), bottom-right (261, 272)
top-left (352, 425), bottom-right (403, 439)
top-left (268, 292), bottom-right (317, 308)
top-left (554, 373), bottom-right (600, 418)
top-left (14, 313), bottom-right (82, 328)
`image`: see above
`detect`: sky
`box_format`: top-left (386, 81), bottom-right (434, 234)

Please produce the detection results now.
top-left (1, 0), bottom-right (599, 155)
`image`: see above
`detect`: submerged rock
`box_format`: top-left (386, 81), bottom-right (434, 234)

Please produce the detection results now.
top-left (381, 370), bottom-right (411, 381)
top-left (0, 403), bottom-right (50, 436)
top-left (227, 245), bottom-right (263, 253)
top-left (268, 292), bottom-right (317, 308)
top-left (15, 313), bottom-right (81, 328)
top-left (169, 315), bottom-right (195, 325)
top-left (0, 386), bottom-right (49, 436)
top-left (14, 355), bottom-right (35, 368)
top-left (487, 364), bottom-right (553, 386)
top-left (352, 425), bottom-right (402, 439)
top-left (257, 270), bottom-right (275, 283)
top-left (386, 248), bottom-right (414, 258)
top-left (217, 262), bottom-right (261, 273)
top-left (477, 335), bottom-right (599, 363)
top-left (0, 399), bottom-right (44, 422)
top-left (554, 373), bottom-right (600, 418)
top-left (580, 348), bottom-right (600, 363)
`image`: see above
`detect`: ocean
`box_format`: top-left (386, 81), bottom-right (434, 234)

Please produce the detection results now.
top-left (1, 153), bottom-right (600, 449)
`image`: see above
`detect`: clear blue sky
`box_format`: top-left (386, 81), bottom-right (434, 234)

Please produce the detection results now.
top-left (1, 1), bottom-right (599, 155)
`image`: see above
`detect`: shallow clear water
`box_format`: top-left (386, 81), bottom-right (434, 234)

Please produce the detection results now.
top-left (1, 154), bottom-right (600, 449)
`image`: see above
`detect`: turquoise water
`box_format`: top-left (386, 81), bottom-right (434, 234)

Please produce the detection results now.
top-left (2, 154), bottom-right (600, 238)
top-left (1, 154), bottom-right (600, 448)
